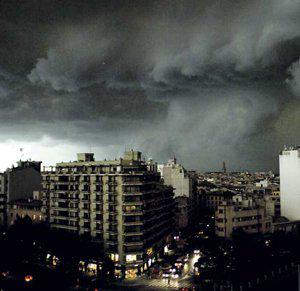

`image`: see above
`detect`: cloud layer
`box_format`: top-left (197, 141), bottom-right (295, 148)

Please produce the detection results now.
top-left (0, 0), bottom-right (299, 171)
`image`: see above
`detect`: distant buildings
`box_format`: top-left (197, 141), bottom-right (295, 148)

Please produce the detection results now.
top-left (279, 146), bottom-right (300, 221)
top-left (158, 157), bottom-right (196, 229)
top-left (0, 160), bottom-right (42, 226)
top-left (42, 150), bottom-right (174, 278)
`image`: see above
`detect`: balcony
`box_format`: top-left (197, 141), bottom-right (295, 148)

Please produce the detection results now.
top-left (107, 240), bottom-right (118, 245)
top-left (93, 181), bottom-right (103, 185)
top-left (51, 215), bottom-right (68, 220)
top-left (56, 181), bottom-right (70, 185)
top-left (124, 231), bottom-right (144, 236)
top-left (123, 192), bottom-right (144, 197)
top-left (123, 211), bottom-right (143, 216)
top-left (106, 191), bottom-right (118, 196)
top-left (79, 221), bottom-right (90, 227)
top-left (124, 241), bottom-right (143, 247)
top-left (123, 221), bottom-right (143, 226)
top-left (123, 201), bottom-right (143, 206)
top-left (51, 206), bottom-right (69, 211)
top-left (107, 229), bottom-right (118, 234)
top-left (107, 219), bottom-right (118, 225)
top-left (52, 224), bottom-right (78, 231)
top-left (106, 181), bottom-right (118, 186)
top-left (68, 197), bottom-right (79, 202)
top-left (122, 181), bottom-right (143, 186)
top-left (55, 197), bottom-right (68, 202)
top-left (79, 196), bottom-right (90, 202)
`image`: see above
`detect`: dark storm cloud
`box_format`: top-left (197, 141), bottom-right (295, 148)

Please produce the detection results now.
top-left (0, 0), bottom-right (300, 171)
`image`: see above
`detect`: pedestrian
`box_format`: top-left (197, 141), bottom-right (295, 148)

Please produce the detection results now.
top-left (168, 276), bottom-right (171, 285)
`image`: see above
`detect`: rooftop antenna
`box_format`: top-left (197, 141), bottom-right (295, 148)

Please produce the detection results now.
top-left (222, 161), bottom-right (227, 174)
top-left (172, 152), bottom-right (177, 164)
top-left (19, 148), bottom-right (24, 161)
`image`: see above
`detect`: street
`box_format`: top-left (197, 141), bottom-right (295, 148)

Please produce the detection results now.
top-left (113, 253), bottom-right (200, 290)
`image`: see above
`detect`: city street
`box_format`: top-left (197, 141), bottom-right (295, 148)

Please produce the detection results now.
top-left (113, 253), bottom-right (200, 290)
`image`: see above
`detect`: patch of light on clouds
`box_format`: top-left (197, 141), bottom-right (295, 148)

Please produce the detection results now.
top-left (0, 136), bottom-right (123, 171)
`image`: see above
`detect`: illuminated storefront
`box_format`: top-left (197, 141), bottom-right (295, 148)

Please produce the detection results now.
top-left (78, 260), bottom-right (102, 277)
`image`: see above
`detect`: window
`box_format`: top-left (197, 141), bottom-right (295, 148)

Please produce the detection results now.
top-left (110, 253), bottom-right (119, 262)
top-left (126, 254), bottom-right (137, 262)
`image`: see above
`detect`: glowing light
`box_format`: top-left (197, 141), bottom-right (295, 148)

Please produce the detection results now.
top-left (24, 275), bottom-right (33, 282)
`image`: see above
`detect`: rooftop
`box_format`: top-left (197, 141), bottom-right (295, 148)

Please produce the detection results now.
top-left (8, 198), bottom-right (42, 208)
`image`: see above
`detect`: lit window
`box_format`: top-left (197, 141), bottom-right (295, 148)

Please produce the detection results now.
top-left (110, 253), bottom-right (119, 262)
top-left (126, 254), bottom-right (137, 262)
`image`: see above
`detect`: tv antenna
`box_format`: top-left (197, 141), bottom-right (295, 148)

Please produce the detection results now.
top-left (19, 148), bottom-right (24, 161)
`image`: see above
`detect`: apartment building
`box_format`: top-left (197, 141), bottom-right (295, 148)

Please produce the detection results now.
top-left (0, 173), bottom-right (6, 226)
top-left (42, 150), bottom-right (174, 278)
top-left (215, 198), bottom-right (272, 238)
top-left (199, 190), bottom-right (234, 211)
top-left (0, 160), bottom-right (42, 227)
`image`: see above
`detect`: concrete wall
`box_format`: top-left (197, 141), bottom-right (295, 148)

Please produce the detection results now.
top-left (7, 167), bottom-right (42, 202)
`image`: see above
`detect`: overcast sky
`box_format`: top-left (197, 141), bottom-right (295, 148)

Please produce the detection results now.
top-left (0, 0), bottom-right (299, 172)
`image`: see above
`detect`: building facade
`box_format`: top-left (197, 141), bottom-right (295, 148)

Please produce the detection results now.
top-left (42, 151), bottom-right (174, 278)
top-left (0, 173), bottom-right (6, 226)
top-left (215, 198), bottom-right (272, 238)
top-left (199, 190), bottom-right (234, 211)
top-left (0, 160), bottom-right (42, 227)
top-left (279, 147), bottom-right (300, 221)
top-left (8, 198), bottom-right (44, 226)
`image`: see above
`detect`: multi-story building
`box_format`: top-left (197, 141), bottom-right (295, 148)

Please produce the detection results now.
top-left (158, 157), bottom-right (196, 229)
top-left (215, 197), bottom-right (272, 238)
top-left (42, 150), bottom-right (174, 278)
top-left (279, 146), bottom-right (300, 221)
top-left (0, 173), bottom-right (6, 226)
top-left (199, 189), bottom-right (234, 211)
top-left (264, 190), bottom-right (281, 218)
top-left (0, 160), bottom-right (42, 226)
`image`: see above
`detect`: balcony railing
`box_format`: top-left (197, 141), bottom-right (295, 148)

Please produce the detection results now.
top-left (124, 230), bottom-right (144, 236)
top-left (123, 201), bottom-right (143, 206)
top-left (123, 221), bottom-right (143, 226)
top-left (124, 241), bottom-right (143, 247)
top-left (123, 211), bottom-right (143, 216)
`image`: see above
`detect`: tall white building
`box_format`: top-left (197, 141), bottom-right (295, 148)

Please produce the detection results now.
top-left (279, 147), bottom-right (300, 221)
